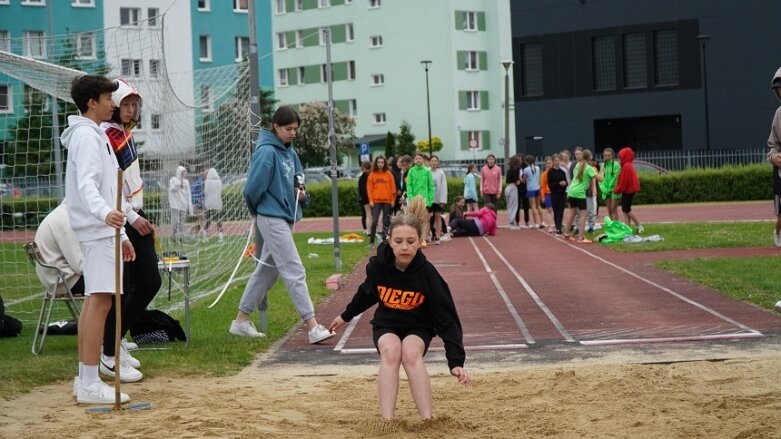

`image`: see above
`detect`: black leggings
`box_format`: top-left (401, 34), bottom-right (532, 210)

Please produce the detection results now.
top-left (103, 210), bottom-right (162, 356)
top-left (515, 189), bottom-right (530, 224)
top-left (449, 218), bottom-right (481, 236)
top-left (551, 192), bottom-right (567, 233)
top-left (370, 203), bottom-right (392, 243)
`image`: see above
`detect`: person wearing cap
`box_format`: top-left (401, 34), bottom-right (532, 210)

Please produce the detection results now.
top-left (767, 67), bottom-right (781, 247)
top-left (62, 74), bottom-right (136, 404)
top-left (97, 78), bottom-right (162, 383)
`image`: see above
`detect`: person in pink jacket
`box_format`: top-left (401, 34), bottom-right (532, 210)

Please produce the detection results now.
top-left (445, 203), bottom-right (497, 237)
top-left (480, 154), bottom-right (503, 206)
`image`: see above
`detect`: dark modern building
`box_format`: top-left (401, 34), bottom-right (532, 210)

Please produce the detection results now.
top-left (509, 0), bottom-right (781, 157)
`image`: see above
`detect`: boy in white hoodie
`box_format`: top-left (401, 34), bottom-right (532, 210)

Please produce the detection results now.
top-left (61, 75), bottom-right (136, 404)
top-left (767, 66), bottom-right (781, 247)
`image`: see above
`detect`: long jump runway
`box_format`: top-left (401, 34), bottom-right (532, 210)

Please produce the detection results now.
top-left (279, 226), bottom-right (781, 361)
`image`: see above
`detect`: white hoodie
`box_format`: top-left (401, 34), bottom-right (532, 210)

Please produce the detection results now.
top-left (61, 115), bottom-right (127, 242)
top-left (204, 168), bottom-right (223, 211)
top-left (169, 165), bottom-right (193, 214)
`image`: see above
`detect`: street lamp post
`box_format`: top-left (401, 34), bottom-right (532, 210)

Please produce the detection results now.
top-left (697, 34), bottom-right (711, 150)
top-left (420, 60), bottom-right (433, 156)
top-left (501, 60), bottom-right (514, 171)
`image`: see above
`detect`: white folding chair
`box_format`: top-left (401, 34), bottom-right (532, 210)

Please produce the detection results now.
top-left (24, 242), bottom-right (83, 355)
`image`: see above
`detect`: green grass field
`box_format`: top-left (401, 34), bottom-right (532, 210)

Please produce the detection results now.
top-left (596, 221), bottom-right (774, 252)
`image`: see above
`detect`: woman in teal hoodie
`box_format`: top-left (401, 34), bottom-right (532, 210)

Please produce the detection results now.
top-left (230, 106), bottom-right (334, 344)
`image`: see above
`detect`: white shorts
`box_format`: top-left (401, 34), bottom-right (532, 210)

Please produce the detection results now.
top-left (80, 237), bottom-right (123, 296)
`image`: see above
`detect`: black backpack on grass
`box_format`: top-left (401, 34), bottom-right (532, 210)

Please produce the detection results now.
top-left (0, 294), bottom-right (23, 337)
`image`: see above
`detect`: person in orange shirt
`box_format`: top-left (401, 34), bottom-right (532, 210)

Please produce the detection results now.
top-left (539, 156), bottom-right (554, 233)
top-left (367, 155), bottom-right (398, 247)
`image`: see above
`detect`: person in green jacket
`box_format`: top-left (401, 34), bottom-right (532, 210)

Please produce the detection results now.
top-left (598, 147), bottom-right (621, 221)
top-left (405, 152), bottom-right (435, 245)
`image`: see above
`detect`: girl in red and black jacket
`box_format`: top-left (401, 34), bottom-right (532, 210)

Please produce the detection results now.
top-left (613, 146), bottom-right (644, 233)
top-left (329, 196), bottom-right (469, 421)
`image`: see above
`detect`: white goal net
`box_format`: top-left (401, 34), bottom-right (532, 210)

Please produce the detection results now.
top-left (0, 14), bottom-right (258, 324)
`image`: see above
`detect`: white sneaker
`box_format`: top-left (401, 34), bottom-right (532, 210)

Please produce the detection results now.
top-left (308, 324), bottom-right (335, 344)
top-left (439, 233), bottom-right (452, 242)
top-left (775, 233), bottom-right (781, 247)
top-left (100, 356), bottom-right (144, 383)
top-left (229, 319), bottom-right (266, 338)
top-left (77, 379), bottom-right (130, 404)
top-left (120, 343), bottom-right (141, 368)
top-left (122, 338), bottom-right (138, 351)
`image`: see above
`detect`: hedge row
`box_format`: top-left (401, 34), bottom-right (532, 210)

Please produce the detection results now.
top-left (1, 164), bottom-right (774, 229)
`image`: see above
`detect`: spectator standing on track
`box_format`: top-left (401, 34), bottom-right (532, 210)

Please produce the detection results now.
top-left (599, 147), bottom-right (622, 222)
top-left (563, 149), bottom-right (603, 243)
top-left (585, 155), bottom-right (600, 233)
top-left (203, 167), bottom-right (224, 242)
top-left (515, 156), bottom-right (531, 228)
top-left (463, 163), bottom-right (479, 212)
top-left (522, 154), bottom-right (543, 228)
top-left (189, 166), bottom-right (206, 240)
top-left (358, 161), bottom-right (372, 235)
top-left (540, 156), bottom-right (554, 232)
top-left (367, 155), bottom-right (397, 248)
top-left (329, 196), bottom-right (469, 421)
top-left (504, 156), bottom-right (522, 229)
top-left (394, 155), bottom-right (412, 214)
top-left (613, 146), bottom-right (644, 234)
top-left (480, 154), bottom-right (502, 207)
top-left (405, 153), bottom-right (435, 246)
top-left (168, 165), bottom-right (193, 243)
top-left (429, 155), bottom-right (448, 244)
top-left (766, 66), bottom-right (781, 247)
top-left (547, 154), bottom-right (568, 236)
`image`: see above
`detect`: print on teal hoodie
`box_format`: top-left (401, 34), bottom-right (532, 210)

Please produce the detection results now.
top-left (243, 129), bottom-right (309, 224)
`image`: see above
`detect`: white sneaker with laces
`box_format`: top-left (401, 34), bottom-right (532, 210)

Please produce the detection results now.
top-left (308, 324), bottom-right (335, 344)
top-left (122, 338), bottom-right (138, 351)
top-left (77, 379), bottom-right (129, 405)
top-left (100, 356), bottom-right (144, 383)
top-left (775, 233), bottom-right (781, 247)
top-left (439, 233), bottom-right (452, 242)
top-left (229, 319), bottom-right (266, 338)
top-left (120, 343), bottom-right (141, 368)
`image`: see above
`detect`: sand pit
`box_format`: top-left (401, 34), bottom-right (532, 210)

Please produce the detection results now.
top-left (2, 354), bottom-right (780, 438)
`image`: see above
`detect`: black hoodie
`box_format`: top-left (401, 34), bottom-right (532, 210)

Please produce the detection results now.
top-left (340, 242), bottom-right (466, 370)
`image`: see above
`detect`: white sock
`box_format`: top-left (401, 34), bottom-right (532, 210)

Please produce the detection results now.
top-left (82, 365), bottom-right (99, 385)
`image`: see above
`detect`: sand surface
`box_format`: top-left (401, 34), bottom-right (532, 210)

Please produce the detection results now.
top-left (2, 353), bottom-right (781, 438)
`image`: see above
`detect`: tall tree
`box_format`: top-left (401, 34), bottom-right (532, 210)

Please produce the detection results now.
top-left (395, 121), bottom-right (416, 157)
top-left (294, 101), bottom-right (355, 167)
top-left (384, 131), bottom-right (396, 158)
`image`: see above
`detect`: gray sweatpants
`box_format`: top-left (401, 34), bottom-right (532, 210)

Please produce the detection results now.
top-left (238, 215), bottom-right (315, 321)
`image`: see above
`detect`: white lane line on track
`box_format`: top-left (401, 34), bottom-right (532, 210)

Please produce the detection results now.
top-left (333, 312), bottom-right (363, 351)
top-left (559, 239), bottom-right (762, 337)
top-left (468, 237), bottom-right (536, 344)
top-left (481, 237), bottom-right (576, 342)
top-left (579, 332), bottom-right (764, 346)
top-left (340, 344), bottom-right (529, 355)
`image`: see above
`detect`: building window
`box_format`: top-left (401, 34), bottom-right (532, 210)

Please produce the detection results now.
top-left (464, 51), bottom-right (478, 70)
top-left (654, 29), bottom-right (679, 86)
top-left (347, 61), bottom-right (355, 80)
top-left (0, 85), bottom-right (11, 113)
top-left (371, 74), bottom-right (384, 86)
top-left (348, 99), bottom-right (357, 118)
top-left (0, 0), bottom-right (9, 4)
top-left (319, 28), bottom-right (332, 45)
top-left (463, 11), bottom-right (477, 31)
top-left (295, 0), bottom-right (302, 11)
top-left (23, 31), bottom-right (45, 59)
top-left (295, 31), bottom-right (303, 48)
top-left (277, 32), bottom-right (287, 50)
top-left (24, 85), bottom-right (46, 109)
top-left (151, 114), bottom-right (161, 130)
top-left (276, 0), bottom-right (285, 13)
top-left (197, 0), bottom-right (210, 11)
top-left (466, 91), bottom-right (480, 110)
top-left (369, 35), bottom-right (383, 48)
top-left (278, 69), bottom-right (288, 86)
top-left (199, 35), bottom-right (211, 61)
top-left (297, 66), bottom-right (305, 84)
top-left (149, 59), bottom-right (160, 78)
top-left (467, 131), bottom-right (482, 149)
top-left (75, 32), bottom-right (95, 59)
top-left (592, 36), bottom-right (616, 91)
top-left (148, 8), bottom-right (159, 27)
top-left (373, 112), bottom-right (386, 124)
top-left (120, 7), bottom-right (141, 26)
top-left (520, 43), bottom-right (543, 97)
top-left (235, 36), bottom-right (249, 61)
top-left (233, 0), bottom-right (248, 12)
top-left (622, 32), bottom-right (647, 89)
top-left (71, 0), bottom-right (94, 7)
top-left (120, 59), bottom-right (142, 77)
top-left (0, 30), bottom-right (10, 52)
top-left (319, 0), bottom-right (330, 7)
top-left (21, 0), bottom-right (45, 5)
top-left (200, 86), bottom-right (212, 111)
top-left (346, 23), bottom-right (353, 42)
top-left (369, 0), bottom-right (381, 8)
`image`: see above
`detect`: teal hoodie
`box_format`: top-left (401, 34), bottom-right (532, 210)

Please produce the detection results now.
top-left (244, 129), bottom-right (309, 224)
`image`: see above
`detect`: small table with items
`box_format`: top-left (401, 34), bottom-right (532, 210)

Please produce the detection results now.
top-left (157, 258), bottom-right (191, 348)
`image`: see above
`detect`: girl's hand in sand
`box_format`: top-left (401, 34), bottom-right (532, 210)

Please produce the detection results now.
top-left (451, 367), bottom-right (470, 385)
top-left (328, 316), bottom-right (346, 333)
